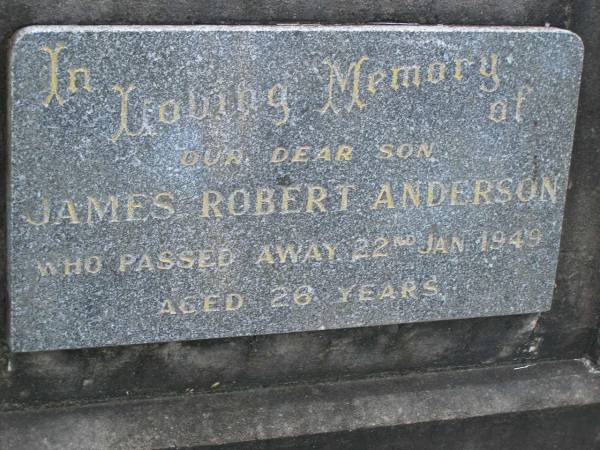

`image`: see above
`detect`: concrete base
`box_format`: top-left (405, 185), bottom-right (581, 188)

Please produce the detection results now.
top-left (2, 359), bottom-right (599, 449)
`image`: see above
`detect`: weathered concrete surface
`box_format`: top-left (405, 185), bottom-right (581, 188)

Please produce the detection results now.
top-left (0, 0), bottom-right (574, 28)
top-left (212, 406), bottom-right (600, 450)
top-left (1, 359), bottom-right (599, 449)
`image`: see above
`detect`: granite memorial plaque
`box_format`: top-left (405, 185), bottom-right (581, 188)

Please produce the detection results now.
top-left (7, 25), bottom-right (583, 352)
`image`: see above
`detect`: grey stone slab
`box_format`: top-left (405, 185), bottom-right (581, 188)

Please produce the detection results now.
top-left (7, 25), bottom-right (583, 352)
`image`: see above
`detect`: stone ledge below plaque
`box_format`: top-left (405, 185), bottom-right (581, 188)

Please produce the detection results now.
top-left (1, 359), bottom-right (599, 449)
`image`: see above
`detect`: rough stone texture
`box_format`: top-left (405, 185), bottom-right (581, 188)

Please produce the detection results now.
top-left (207, 407), bottom-right (600, 450)
top-left (0, 3), bottom-right (598, 447)
top-left (1, 359), bottom-right (599, 449)
top-left (7, 26), bottom-right (583, 352)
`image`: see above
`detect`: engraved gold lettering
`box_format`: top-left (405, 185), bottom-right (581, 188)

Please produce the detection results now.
top-left (473, 180), bottom-right (492, 205)
top-left (323, 243), bottom-right (337, 260)
top-left (63, 258), bottom-right (82, 275)
top-left (292, 146), bottom-right (310, 162)
top-left (367, 69), bottom-right (386, 94)
top-left (337, 184), bottom-right (356, 211)
top-left (402, 182), bottom-right (420, 208)
top-left (479, 53), bottom-right (500, 92)
top-left (181, 150), bottom-right (199, 166)
top-left (304, 244), bottom-right (322, 262)
top-left (35, 255), bottom-right (103, 277)
top-left (55, 199), bottom-right (80, 224)
top-left (237, 84), bottom-right (256, 116)
top-left (397, 144), bottom-right (412, 159)
top-left (126, 194), bottom-right (149, 221)
top-left (41, 43), bottom-right (66, 106)
top-left (426, 182), bottom-right (447, 206)
top-left (224, 149), bottom-right (242, 166)
top-left (179, 297), bottom-right (196, 314)
top-left (271, 147), bottom-right (288, 163)
top-left (282, 186), bottom-right (301, 214)
top-left (490, 100), bottom-right (508, 122)
top-left (276, 244), bottom-right (299, 264)
top-left (377, 144), bottom-right (394, 159)
top-left (157, 251), bottom-right (176, 270)
top-left (359, 285), bottom-right (376, 301)
top-left (316, 145), bottom-right (331, 161)
top-left (391, 65), bottom-right (421, 89)
top-left (402, 281), bottom-right (417, 299)
top-left (306, 186), bottom-right (327, 213)
top-left (371, 183), bottom-right (395, 209)
top-left (416, 143), bottom-right (432, 158)
top-left (201, 190), bottom-right (224, 218)
top-left (427, 61), bottom-right (446, 84)
top-left (159, 99), bottom-right (181, 124)
top-left (540, 176), bottom-right (558, 202)
top-left (188, 89), bottom-right (209, 121)
top-left (119, 254), bottom-right (136, 272)
top-left (256, 188), bottom-right (275, 215)
top-left (161, 299), bottom-right (177, 315)
top-left (256, 246), bottom-right (275, 265)
top-left (496, 179), bottom-right (513, 203)
top-left (36, 260), bottom-right (57, 276)
top-left (515, 85), bottom-right (533, 123)
top-left (202, 149), bottom-right (219, 166)
top-left (34, 256), bottom-right (102, 277)
top-left (203, 295), bottom-right (219, 312)
top-left (178, 251), bottom-right (195, 269)
top-left (267, 83), bottom-right (289, 126)
top-left (319, 56), bottom-right (369, 114)
top-left (25, 197), bottom-right (50, 225)
top-left (218, 249), bottom-right (233, 267)
top-left (336, 145), bottom-right (352, 160)
top-left (379, 283), bottom-right (395, 300)
top-left (450, 181), bottom-right (468, 206)
top-left (339, 285), bottom-right (355, 303)
top-left (516, 178), bottom-right (537, 202)
top-left (198, 250), bottom-right (215, 269)
top-left (423, 278), bottom-right (439, 296)
top-left (136, 254), bottom-right (154, 272)
top-left (226, 293), bottom-right (244, 311)
top-left (453, 58), bottom-right (473, 80)
top-left (153, 193), bottom-right (175, 219)
top-left (67, 67), bottom-right (92, 94)
top-left (228, 189), bottom-right (250, 216)
top-left (86, 196), bottom-right (119, 224)
top-left (84, 256), bottom-right (102, 274)
top-left (111, 84), bottom-right (147, 142)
